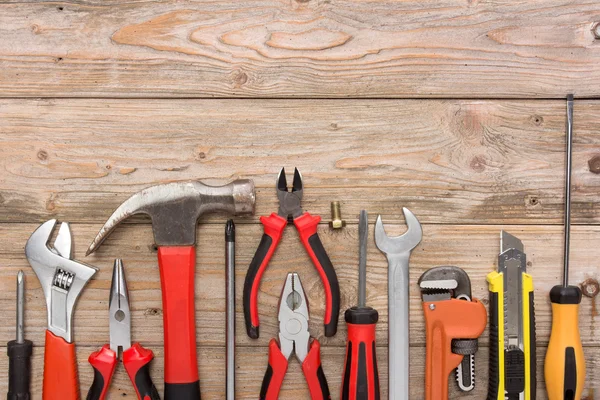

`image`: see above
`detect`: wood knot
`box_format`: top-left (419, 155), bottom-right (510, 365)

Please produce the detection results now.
top-left (588, 155), bottom-right (600, 174)
top-left (144, 308), bottom-right (162, 316)
top-left (581, 278), bottom-right (600, 298)
top-left (527, 196), bottom-right (540, 207)
top-left (233, 71), bottom-right (247, 87)
top-left (530, 115), bottom-right (544, 126)
top-left (37, 150), bottom-right (48, 161)
top-left (197, 152), bottom-right (206, 159)
top-left (31, 24), bottom-right (41, 34)
top-left (57, 6), bottom-right (64, 11)
top-left (150, 244), bottom-right (158, 252)
top-left (55, 57), bottom-right (63, 63)
top-left (46, 193), bottom-right (57, 211)
top-left (470, 155), bottom-right (486, 172)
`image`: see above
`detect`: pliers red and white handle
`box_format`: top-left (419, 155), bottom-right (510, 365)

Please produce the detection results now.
top-left (259, 273), bottom-right (331, 400)
top-left (86, 260), bottom-right (160, 400)
top-left (243, 168), bottom-right (340, 339)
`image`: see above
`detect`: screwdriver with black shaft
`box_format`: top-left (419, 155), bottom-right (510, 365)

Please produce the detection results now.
top-left (545, 94), bottom-right (586, 400)
top-left (7, 270), bottom-right (32, 400)
top-left (341, 210), bottom-right (380, 400)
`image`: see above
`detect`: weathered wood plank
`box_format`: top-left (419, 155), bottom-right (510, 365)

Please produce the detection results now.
top-left (1, 223), bottom-right (599, 348)
top-left (0, 1), bottom-right (598, 98)
top-left (1, 99), bottom-right (600, 224)
top-left (0, 345), bottom-right (597, 399)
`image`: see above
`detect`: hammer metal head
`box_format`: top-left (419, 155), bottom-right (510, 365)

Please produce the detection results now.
top-left (374, 207), bottom-right (422, 255)
top-left (87, 179), bottom-right (255, 253)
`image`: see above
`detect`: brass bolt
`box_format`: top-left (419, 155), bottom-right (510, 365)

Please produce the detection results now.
top-left (329, 201), bottom-right (346, 229)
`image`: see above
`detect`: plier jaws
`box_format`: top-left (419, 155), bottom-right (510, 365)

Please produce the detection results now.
top-left (277, 167), bottom-right (304, 220)
top-left (109, 259), bottom-right (131, 353)
top-left (278, 273), bottom-right (310, 363)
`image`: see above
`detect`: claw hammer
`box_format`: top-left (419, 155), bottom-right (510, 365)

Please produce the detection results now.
top-left (87, 180), bottom-right (255, 399)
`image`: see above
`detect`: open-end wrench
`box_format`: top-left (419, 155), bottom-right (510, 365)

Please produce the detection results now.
top-left (374, 208), bottom-right (422, 400)
top-left (25, 220), bottom-right (98, 400)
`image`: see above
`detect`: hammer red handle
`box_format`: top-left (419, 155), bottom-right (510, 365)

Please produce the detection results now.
top-left (158, 246), bottom-right (201, 399)
top-left (43, 330), bottom-right (79, 400)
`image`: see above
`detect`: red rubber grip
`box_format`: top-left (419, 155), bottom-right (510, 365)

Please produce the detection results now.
top-left (123, 343), bottom-right (160, 400)
top-left (158, 246), bottom-right (198, 385)
top-left (260, 339), bottom-right (289, 400)
top-left (87, 345), bottom-right (118, 400)
top-left (244, 213), bottom-right (287, 338)
top-left (294, 212), bottom-right (340, 337)
top-left (341, 322), bottom-right (379, 400)
top-left (43, 330), bottom-right (79, 400)
top-left (303, 340), bottom-right (331, 400)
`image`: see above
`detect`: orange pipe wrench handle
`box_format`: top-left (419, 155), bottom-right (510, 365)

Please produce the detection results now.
top-left (422, 298), bottom-right (487, 400)
top-left (43, 330), bottom-right (79, 400)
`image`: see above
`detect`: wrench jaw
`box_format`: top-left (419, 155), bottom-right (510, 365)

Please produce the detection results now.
top-left (374, 208), bottom-right (422, 255)
top-left (25, 220), bottom-right (97, 343)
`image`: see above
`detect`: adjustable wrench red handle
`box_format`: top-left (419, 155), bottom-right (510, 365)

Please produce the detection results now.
top-left (243, 214), bottom-right (287, 339)
top-left (158, 246), bottom-right (200, 399)
top-left (295, 212), bottom-right (340, 337)
top-left (43, 330), bottom-right (79, 400)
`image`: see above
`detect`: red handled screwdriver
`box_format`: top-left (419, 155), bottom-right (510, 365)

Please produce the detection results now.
top-left (341, 210), bottom-right (380, 400)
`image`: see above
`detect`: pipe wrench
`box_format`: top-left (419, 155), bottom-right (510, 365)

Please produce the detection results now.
top-left (487, 231), bottom-right (536, 400)
top-left (25, 220), bottom-right (97, 400)
top-left (418, 266), bottom-right (487, 400)
top-left (374, 208), bottom-right (422, 400)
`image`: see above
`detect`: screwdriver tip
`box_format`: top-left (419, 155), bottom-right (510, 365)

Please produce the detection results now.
top-left (225, 219), bottom-right (235, 242)
top-left (17, 270), bottom-right (23, 284)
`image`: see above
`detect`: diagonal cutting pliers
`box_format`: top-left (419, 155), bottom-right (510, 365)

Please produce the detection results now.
top-left (86, 259), bottom-right (160, 400)
top-left (260, 273), bottom-right (331, 400)
top-left (243, 167), bottom-right (340, 339)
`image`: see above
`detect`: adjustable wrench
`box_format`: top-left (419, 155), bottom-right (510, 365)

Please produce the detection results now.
top-left (25, 220), bottom-right (98, 400)
top-left (374, 208), bottom-right (422, 400)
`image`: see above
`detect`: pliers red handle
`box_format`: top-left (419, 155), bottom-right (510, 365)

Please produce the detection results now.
top-left (259, 273), bottom-right (331, 400)
top-left (243, 168), bottom-right (340, 339)
top-left (87, 343), bottom-right (158, 400)
top-left (86, 260), bottom-right (160, 400)
top-left (260, 339), bottom-right (330, 400)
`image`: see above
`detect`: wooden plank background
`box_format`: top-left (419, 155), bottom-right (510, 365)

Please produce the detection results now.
top-left (0, 1), bottom-right (599, 399)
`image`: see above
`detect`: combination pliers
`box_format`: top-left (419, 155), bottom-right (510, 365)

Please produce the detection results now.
top-left (260, 273), bottom-right (331, 400)
top-left (86, 259), bottom-right (159, 400)
top-left (243, 167), bottom-right (340, 339)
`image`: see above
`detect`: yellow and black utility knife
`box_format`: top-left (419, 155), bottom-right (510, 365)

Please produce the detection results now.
top-left (487, 231), bottom-right (536, 400)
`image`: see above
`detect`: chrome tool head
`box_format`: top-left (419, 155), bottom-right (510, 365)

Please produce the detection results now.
top-left (418, 266), bottom-right (472, 303)
top-left (276, 168), bottom-right (304, 221)
top-left (278, 273), bottom-right (310, 363)
top-left (375, 207), bottom-right (422, 255)
top-left (25, 220), bottom-right (98, 342)
top-left (109, 259), bottom-right (131, 354)
top-left (87, 179), bottom-right (255, 253)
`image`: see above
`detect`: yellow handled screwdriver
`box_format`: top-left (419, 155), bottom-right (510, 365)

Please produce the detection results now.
top-left (545, 94), bottom-right (585, 400)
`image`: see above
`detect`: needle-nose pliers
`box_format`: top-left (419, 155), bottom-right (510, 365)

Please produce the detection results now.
top-left (243, 167), bottom-right (340, 339)
top-left (86, 259), bottom-right (159, 400)
top-left (260, 273), bottom-right (331, 400)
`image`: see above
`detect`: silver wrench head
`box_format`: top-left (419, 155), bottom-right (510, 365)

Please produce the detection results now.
top-left (25, 220), bottom-right (98, 343)
top-left (375, 207), bottom-right (422, 255)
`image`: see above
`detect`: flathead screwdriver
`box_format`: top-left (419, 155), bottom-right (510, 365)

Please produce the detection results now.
top-left (545, 94), bottom-right (586, 400)
top-left (7, 270), bottom-right (32, 400)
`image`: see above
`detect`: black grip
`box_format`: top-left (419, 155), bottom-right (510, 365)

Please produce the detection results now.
top-left (164, 381), bottom-right (201, 400)
top-left (487, 291), bottom-right (499, 400)
top-left (315, 365), bottom-right (331, 400)
top-left (86, 367), bottom-right (106, 400)
top-left (134, 363), bottom-right (160, 400)
top-left (307, 233), bottom-right (340, 337)
top-left (505, 348), bottom-right (525, 393)
top-left (243, 233), bottom-right (273, 339)
top-left (529, 291), bottom-right (537, 400)
top-left (7, 339), bottom-right (32, 400)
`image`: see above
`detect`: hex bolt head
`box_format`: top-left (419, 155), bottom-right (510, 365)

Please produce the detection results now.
top-left (429, 304), bottom-right (436, 310)
top-left (328, 201), bottom-right (346, 229)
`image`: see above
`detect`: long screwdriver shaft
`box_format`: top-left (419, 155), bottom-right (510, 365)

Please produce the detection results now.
top-left (226, 220), bottom-right (236, 400)
top-left (8, 270), bottom-right (32, 400)
top-left (358, 210), bottom-right (368, 307)
top-left (563, 94), bottom-right (574, 287)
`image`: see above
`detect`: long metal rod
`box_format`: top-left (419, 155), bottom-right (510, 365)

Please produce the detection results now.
top-left (358, 210), bottom-right (368, 307)
top-left (17, 270), bottom-right (24, 344)
top-left (225, 220), bottom-right (236, 400)
top-left (563, 94), bottom-right (574, 287)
